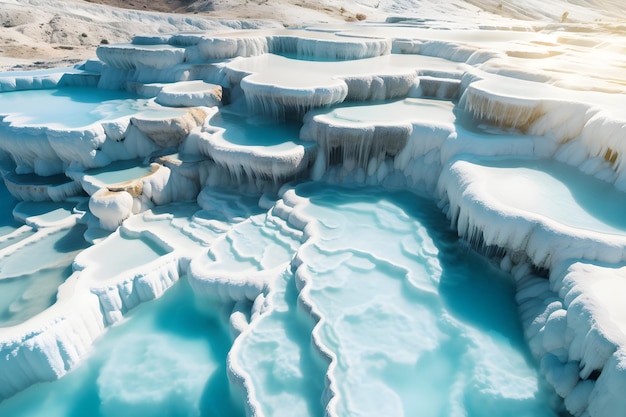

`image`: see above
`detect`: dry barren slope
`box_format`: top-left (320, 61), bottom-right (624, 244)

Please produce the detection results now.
top-left (0, 0), bottom-right (367, 71)
top-left (0, 0), bottom-right (284, 71)
top-left (1, 0), bottom-right (625, 71)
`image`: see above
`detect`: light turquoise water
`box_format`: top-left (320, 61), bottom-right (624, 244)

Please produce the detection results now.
top-left (0, 87), bottom-right (153, 128)
top-left (312, 98), bottom-right (455, 125)
top-left (469, 158), bottom-right (626, 234)
top-left (14, 201), bottom-right (77, 225)
top-left (288, 183), bottom-right (558, 417)
top-left (0, 265), bottom-right (72, 327)
top-left (0, 224), bottom-right (87, 280)
top-left (85, 232), bottom-right (169, 282)
top-left (0, 181), bottom-right (88, 327)
top-left (84, 159), bottom-right (153, 185)
top-left (0, 223), bottom-right (89, 327)
top-left (235, 269), bottom-right (325, 417)
top-left (0, 183), bottom-right (562, 416)
top-left (209, 111), bottom-right (303, 150)
top-left (0, 278), bottom-right (242, 417)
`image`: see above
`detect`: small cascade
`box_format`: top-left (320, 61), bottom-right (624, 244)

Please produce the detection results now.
top-left (412, 75), bottom-right (460, 99)
top-left (301, 98), bottom-right (455, 188)
top-left (461, 82), bottom-right (543, 130)
top-left (194, 109), bottom-right (317, 187)
top-left (196, 35), bottom-right (270, 60)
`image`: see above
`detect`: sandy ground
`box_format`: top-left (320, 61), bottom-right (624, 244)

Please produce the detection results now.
top-left (0, 0), bottom-right (291, 71)
top-left (1, 0), bottom-right (625, 72)
top-left (0, 0), bottom-right (395, 71)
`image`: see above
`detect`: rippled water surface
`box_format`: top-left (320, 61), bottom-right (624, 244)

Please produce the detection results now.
top-left (0, 184), bottom-right (561, 416)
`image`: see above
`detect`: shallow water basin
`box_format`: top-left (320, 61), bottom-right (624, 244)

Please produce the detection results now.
top-left (467, 158), bottom-right (626, 235)
top-left (83, 160), bottom-right (154, 186)
top-left (83, 233), bottom-right (169, 282)
top-left (0, 87), bottom-right (155, 129)
top-left (209, 112), bottom-right (303, 150)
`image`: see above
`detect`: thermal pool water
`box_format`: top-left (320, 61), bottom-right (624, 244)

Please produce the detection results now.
top-left (0, 87), bottom-right (154, 129)
top-left (0, 278), bottom-right (240, 417)
top-left (454, 158), bottom-right (626, 235)
top-left (0, 183), bottom-right (562, 416)
top-left (82, 160), bottom-right (154, 186)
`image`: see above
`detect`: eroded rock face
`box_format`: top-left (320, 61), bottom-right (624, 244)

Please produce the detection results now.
top-left (130, 107), bottom-right (209, 148)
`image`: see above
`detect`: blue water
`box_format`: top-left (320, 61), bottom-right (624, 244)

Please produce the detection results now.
top-left (0, 224), bottom-right (87, 280)
top-left (0, 183), bottom-right (89, 327)
top-left (235, 269), bottom-right (326, 417)
top-left (313, 98), bottom-right (455, 125)
top-left (0, 278), bottom-right (242, 417)
top-left (85, 232), bottom-right (169, 282)
top-left (14, 201), bottom-right (78, 225)
top-left (0, 87), bottom-right (153, 128)
top-left (209, 111), bottom-right (303, 149)
top-left (0, 220), bottom-right (89, 327)
top-left (0, 179), bottom-right (21, 237)
top-left (0, 183), bottom-right (561, 416)
top-left (0, 264), bottom-right (73, 327)
top-left (289, 183), bottom-right (557, 417)
top-left (466, 158), bottom-right (626, 234)
top-left (5, 173), bottom-right (74, 186)
top-left (84, 160), bottom-right (153, 185)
